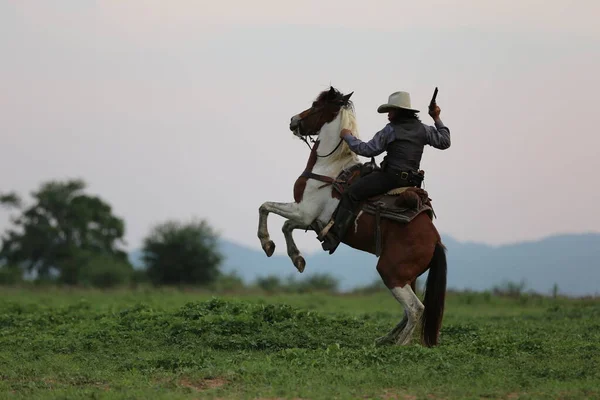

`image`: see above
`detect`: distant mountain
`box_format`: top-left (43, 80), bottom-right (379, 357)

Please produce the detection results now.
top-left (129, 233), bottom-right (600, 297)
top-left (440, 233), bottom-right (600, 296)
top-left (217, 239), bottom-right (381, 290)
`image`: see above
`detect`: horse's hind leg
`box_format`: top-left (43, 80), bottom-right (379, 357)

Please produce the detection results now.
top-left (388, 284), bottom-right (424, 345)
top-left (282, 220), bottom-right (309, 273)
top-left (375, 259), bottom-right (424, 345)
top-left (376, 268), bottom-right (419, 345)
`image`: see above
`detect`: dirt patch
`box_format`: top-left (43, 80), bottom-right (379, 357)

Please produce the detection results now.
top-left (375, 390), bottom-right (453, 400)
top-left (375, 390), bottom-right (418, 400)
top-left (252, 398), bottom-right (305, 400)
top-left (179, 377), bottom-right (228, 392)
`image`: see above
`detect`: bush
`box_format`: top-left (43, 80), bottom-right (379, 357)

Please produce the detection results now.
top-left (256, 275), bottom-right (283, 293)
top-left (351, 278), bottom-right (387, 294)
top-left (79, 256), bottom-right (134, 288)
top-left (209, 271), bottom-right (246, 292)
top-left (0, 265), bottom-right (23, 285)
top-left (296, 273), bottom-right (339, 293)
top-left (255, 273), bottom-right (340, 294)
top-left (130, 269), bottom-right (151, 287)
top-left (57, 250), bottom-right (133, 288)
top-left (492, 280), bottom-right (527, 298)
top-left (142, 219), bottom-right (223, 286)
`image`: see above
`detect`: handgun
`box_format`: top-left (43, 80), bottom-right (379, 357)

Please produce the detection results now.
top-left (429, 87), bottom-right (438, 109)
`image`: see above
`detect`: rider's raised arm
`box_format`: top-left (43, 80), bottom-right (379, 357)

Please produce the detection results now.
top-left (424, 120), bottom-right (451, 150)
top-left (342, 124), bottom-right (396, 157)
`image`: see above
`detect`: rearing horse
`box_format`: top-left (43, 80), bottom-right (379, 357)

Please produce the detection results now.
top-left (257, 87), bottom-right (447, 346)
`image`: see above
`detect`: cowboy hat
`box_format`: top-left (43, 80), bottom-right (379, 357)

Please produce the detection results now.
top-left (377, 91), bottom-right (420, 113)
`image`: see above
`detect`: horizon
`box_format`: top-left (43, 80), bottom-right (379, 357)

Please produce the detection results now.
top-left (125, 230), bottom-right (600, 257)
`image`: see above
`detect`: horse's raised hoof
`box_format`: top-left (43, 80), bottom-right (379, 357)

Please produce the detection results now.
top-left (263, 240), bottom-right (275, 257)
top-left (293, 256), bottom-right (306, 273)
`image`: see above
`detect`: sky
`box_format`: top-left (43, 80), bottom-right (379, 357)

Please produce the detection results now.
top-left (1, 1), bottom-right (599, 255)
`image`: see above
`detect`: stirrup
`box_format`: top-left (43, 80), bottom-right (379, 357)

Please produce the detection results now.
top-left (318, 220), bottom-right (335, 240)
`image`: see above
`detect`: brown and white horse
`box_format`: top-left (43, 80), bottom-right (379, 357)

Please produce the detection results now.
top-left (257, 87), bottom-right (447, 346)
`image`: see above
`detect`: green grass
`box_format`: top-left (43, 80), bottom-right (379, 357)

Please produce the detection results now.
top-left (0, 287), bottom-right (599, 399)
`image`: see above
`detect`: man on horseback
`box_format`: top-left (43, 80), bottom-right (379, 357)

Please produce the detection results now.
top-left (322, 90), bottom-right (451, 254)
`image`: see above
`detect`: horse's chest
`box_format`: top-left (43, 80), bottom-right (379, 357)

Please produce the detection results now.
top-left (293, 177), bottom-right (308, 203)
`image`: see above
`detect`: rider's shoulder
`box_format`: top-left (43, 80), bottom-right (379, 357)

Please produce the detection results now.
top-left (381, 123), bottom-right (395, 133)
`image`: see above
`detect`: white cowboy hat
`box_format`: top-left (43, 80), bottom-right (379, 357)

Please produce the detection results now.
top-left (377, 91), bottom-right (420, 113)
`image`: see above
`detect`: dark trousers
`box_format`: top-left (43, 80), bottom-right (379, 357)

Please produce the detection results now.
top-left (342, 170), bottom-right (412, 211)
top-left (326, 169), bottom-right (414, 250)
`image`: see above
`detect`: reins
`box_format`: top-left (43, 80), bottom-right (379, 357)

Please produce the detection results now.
top-left (299, 135), bottom-right (343, 158)
top-left (296, 123), bottom-right (346, 189)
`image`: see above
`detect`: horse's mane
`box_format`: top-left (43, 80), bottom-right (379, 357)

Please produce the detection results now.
top-left (330, 107), bottom-right (360, 164)
top-left (311, 86), bottom-right (361, 164)
top-left (316, 87), bottom-right (355, 111)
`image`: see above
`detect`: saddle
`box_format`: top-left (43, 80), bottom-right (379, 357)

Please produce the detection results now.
top-left (315, 161), bottom-right (435, 257)
top-left (362, 186), bottom-right (434, 223)
top-left (333, 162), bottom-right (434, 221)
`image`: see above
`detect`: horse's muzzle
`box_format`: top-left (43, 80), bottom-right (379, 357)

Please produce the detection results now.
top-left (289, 115), bottom-right (300, 132)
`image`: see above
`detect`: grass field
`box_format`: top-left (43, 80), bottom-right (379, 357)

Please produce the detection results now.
top-left (0, 287), bottom-right (599, 399)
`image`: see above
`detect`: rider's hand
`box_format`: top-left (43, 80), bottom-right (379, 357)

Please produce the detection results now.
top-left (429, 104), bottom-right (441, 121)
top-left (340, 129), bottom-right (352, 139)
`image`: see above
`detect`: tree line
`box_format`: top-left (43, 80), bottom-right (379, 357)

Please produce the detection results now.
top-left (0, 179), bottom-right (224, 288)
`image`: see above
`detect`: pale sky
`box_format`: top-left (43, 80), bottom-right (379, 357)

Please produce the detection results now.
top-left (1, 1), bottom-right (599, 255)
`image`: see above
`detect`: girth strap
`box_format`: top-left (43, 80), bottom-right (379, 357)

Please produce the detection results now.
top-left (300, 170), bottom-right (345, 189)
top-left (375, 202), bottom-right (382, 257)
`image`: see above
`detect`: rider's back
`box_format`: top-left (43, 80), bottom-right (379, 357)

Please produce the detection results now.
top-left (384, 119), bottom-right (428, 172)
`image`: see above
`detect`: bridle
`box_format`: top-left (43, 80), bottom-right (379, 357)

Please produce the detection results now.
top-left (294, 102), bottom-right (350, 189)
top-left (294, 104), bottom-right (344, 158)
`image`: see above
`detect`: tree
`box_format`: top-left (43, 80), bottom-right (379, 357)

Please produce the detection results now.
top-left (0, 192), bottom-right (22, 209)
top-left (0, 179), bottom-right (130, 282)
top-left (142, 219), bottom-right (223, 286)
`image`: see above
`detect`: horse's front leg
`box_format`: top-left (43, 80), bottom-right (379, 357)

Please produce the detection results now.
top-left (282, 220), bottom-right (311, 273)
top-left (257, 201), bottom-right (312, 257)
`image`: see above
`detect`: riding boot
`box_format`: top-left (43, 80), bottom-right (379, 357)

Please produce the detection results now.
top-left (321, 198), bottom-right (357, 254)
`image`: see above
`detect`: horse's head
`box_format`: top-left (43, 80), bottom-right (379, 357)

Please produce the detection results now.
top-left (289, 86), bottom-right (354, 137)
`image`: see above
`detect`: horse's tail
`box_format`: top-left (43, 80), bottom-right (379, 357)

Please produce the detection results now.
top-left (420, 241), bottom-right (447, 347)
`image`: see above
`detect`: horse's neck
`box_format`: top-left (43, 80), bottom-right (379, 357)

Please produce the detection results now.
top-left (313, 123), bottom-right (358, 176)
top-left (316, 123), bottom-right (341, 157)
